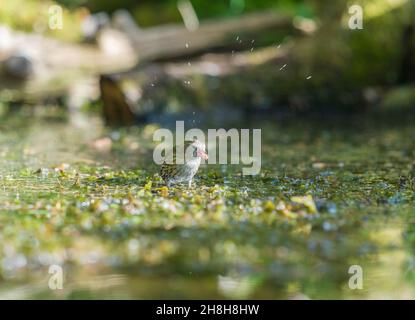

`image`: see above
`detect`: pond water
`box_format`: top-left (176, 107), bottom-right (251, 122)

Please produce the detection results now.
top-left (0, 109), bottom-right (415, 299)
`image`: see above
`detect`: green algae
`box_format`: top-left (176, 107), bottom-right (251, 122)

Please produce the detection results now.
top-left (1, 112), bottom-right (415, 299)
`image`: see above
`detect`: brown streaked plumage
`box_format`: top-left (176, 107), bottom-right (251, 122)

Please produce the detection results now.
top-left (160, 140), bottom-right (208, 187)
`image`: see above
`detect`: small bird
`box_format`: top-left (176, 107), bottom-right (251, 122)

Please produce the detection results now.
top-left (160, 139), bottom-right (208, 187)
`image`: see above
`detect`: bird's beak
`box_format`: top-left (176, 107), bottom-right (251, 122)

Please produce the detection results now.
top-left (197, 149), bottom-right (208, 160)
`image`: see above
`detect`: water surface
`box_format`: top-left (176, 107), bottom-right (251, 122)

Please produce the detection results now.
top-left (0, 111), bottom-right (414, 299)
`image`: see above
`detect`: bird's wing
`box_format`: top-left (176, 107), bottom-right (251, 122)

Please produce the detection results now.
top-left (163, 142), bottom-right (193, 165)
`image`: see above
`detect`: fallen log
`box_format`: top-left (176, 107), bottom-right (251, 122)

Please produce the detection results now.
top-left (99, 11), bottom-right (295, 125)
top-left (0, 25), bottom-right (136, 103)
top-left (117, 10), bottom-right (293, 62)
top-left (1, 10), bottom-right (293, 104)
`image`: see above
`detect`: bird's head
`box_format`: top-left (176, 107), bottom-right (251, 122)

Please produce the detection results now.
top-left (185, 139), bottom-right (208, 161)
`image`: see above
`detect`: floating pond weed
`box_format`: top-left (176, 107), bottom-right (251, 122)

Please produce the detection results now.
top-left (1, 115), bottom-right (415, 298)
